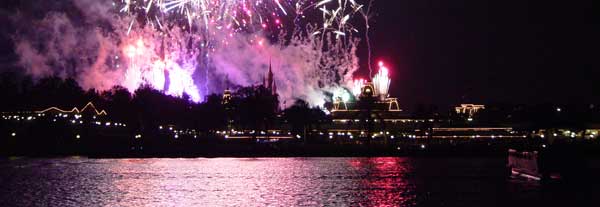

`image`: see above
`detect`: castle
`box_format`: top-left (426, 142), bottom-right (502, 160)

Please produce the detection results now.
top-left (262, 60), bottom-right (277, 96)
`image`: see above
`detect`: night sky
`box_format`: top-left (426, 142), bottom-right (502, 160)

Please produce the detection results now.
top-left (0, 0), bottom-right (597, 110)
top-left (360, 0), bottom-right (597, 109)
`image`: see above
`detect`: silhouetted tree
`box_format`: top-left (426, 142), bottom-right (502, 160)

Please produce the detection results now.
top-left (229, 85), bottom-right (279, 138)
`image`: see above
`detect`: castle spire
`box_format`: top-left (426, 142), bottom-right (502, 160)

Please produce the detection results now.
top-left (272, 79), bottom-right (277, 95)
top-left (268, 58), bottom-right (274, 90)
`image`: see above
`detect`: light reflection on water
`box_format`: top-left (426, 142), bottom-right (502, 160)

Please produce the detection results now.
top-left (109, 157), bottom-right (416, 206)
top-left (1, 157), bottom-right (593, 206)
top-left (0, 157), bottom-right (416, 206)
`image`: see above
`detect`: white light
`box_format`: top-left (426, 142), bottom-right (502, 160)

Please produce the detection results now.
top-left (373, 62), bottom-right (391, 99)
top-left (556, 107), bottom-right (561, 112)
top-left (420, 144), bottom-right (426, 149)
top-left (174, 134), bottom-right (179, 139)
top-left (329, 135), bottom-right (333, 139)
top-left (352, 79), bottom-right (366, 97)
top-left (540, 134), bottom-right (545, 138)
top-left (76, 134), bottom-right (81, 139)
top-left (333, 88), bottom-right (351, 103)
top-left (296, 134), bottom-right (301, 139)
top-left (390, 135), bottom-right (395, 139)
top-left (11, 132), bottom-right (16, 137)
top-left (542, 144), bottom-right (546, 148)
top-left (553, 133), bottom-right (558, 137)
top-left (159, 126), bottom-right (163, 129)
top-left (467, 118), bottom-right (473, 122)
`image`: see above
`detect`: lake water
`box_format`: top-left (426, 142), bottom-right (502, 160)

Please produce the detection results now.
top-left (0, 157), bottom-right (596, 206)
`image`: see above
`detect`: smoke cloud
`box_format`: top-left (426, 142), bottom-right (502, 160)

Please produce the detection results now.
top-left (6, 0), bottom-right (361, 107)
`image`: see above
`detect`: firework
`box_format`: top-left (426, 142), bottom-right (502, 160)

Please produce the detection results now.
top-left (333, 87), bottom-right (352, 103)
top-left (115, 0), bottom-right (369, 102)
top-left (372, 61), bottom-right (391, 100)
top-left (352, 78), bottom-right (366, 97)
top-left (11, 0), bottom-right (373, 106)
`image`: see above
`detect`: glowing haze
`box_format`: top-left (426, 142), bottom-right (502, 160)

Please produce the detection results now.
top-left (9, 0), bottom-right (372, 107)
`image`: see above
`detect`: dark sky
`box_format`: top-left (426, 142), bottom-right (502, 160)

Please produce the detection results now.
top-left (359, 0), bottom-right (597, 109)
top-left (0, 0), bottom-right (597, 110)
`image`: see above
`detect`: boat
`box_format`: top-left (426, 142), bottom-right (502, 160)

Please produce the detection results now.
top-left (507, 149), bottom-right (545, 180)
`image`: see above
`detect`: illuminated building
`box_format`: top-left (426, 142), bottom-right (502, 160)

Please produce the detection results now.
top-left (455, 104), bottom-right (485, 117)
top-left (36, 102), bottom-right (107, 116)
top-left (222, 88), bottom-right (232, 104)
top-left (331, 61), bottom-right (402, 114)
top-left (327, 62), bottom-right (410, 138)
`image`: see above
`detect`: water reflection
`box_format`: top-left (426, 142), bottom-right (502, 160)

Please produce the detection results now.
top-left (350, 157), bottom-right (417, 206)
top-left (0, 158), bottom-right (419, 206)
top-left (2, 157), bottom-right (587, 206)
top-left (108, 157), bottom-right (419, 206)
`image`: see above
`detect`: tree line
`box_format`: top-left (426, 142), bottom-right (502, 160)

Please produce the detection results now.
top-left (0, 72), bottom-right (330, 134)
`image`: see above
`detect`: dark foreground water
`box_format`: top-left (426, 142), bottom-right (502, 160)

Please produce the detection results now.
top-left (0, 157), bottom-right (597, 207)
